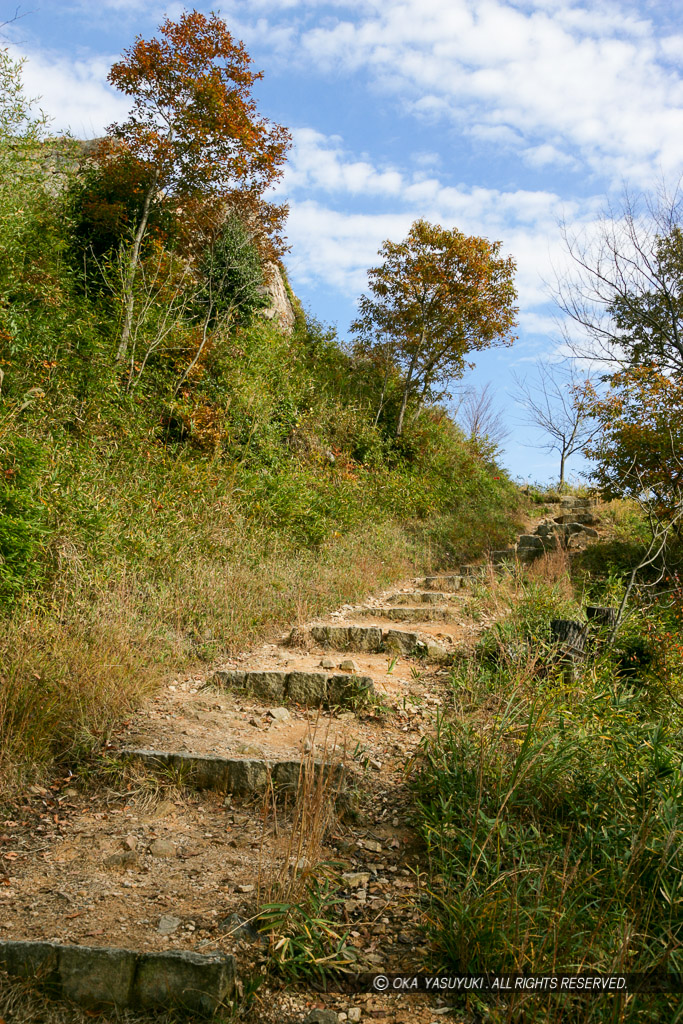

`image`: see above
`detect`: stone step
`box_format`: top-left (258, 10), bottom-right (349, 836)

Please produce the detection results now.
top-left (490, 548), bottom-right (517, 564)
top-left (0, 939), bottom-right (235, 1014)
top-left (413, 575), bottom-right (464, 590)
top-left (210, 668), bottom-right (373, 706)
top-left (460, 563), bottom-right (485, 577)
top-left (516, 546), bottom-right (543, 563)
top-left (357, 605), bottom-right (450, 623)
top-left (535, 522), bottom-right (598, 541)
top-left (304, 624), bottom-right (450, 663)
top-left (122, 748), bottom-right (345, 798)
top-left (387, 590), bottom-right (457, 605)
top-left (517, 534), bottom-right (545, 549)
top-left (553, 512), bottom-right (600, 526)
top-left (560, 496), bottom-right (599, 508)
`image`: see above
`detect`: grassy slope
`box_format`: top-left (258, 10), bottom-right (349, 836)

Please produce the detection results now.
top-left (0, 153), bottom-right (523, 795)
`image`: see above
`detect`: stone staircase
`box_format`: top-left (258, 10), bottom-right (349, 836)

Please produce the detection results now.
top-left (0, 569), bottom-right (471, 1020)
top-left (0, 499), bottom-right (603, 1020)
top-left (484, 496), bottom-right (601, 568)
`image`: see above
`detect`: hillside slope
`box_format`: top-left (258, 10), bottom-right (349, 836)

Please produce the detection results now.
top-left (3, 498), bottom-right (681, 1024)
top-left (0, 130), bottom-right (522, 796)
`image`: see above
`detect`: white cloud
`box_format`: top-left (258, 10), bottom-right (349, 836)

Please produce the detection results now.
top-left (281, 0), bottom-right (683, 184)
top-left (285, 202), bottom-right (411, 294)
top-left (281, 128), bottom-right (405, 195)
top-left (8, 45), bottom-right (129, 137)
top-left (278, 127), bottom-right (598, 320)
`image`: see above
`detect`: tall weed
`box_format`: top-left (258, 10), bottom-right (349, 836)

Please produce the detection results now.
top-left (411, 571), bottom-right (683, 1023)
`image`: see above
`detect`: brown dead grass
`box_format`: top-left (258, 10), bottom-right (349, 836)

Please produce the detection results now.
top-left (257, 721), bottom-right (345, 908)
top-left (0, 519), bottom-right (431, 799)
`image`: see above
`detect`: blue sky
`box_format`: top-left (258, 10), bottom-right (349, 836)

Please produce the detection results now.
top-left (5, 0), bottom-right (683, 481)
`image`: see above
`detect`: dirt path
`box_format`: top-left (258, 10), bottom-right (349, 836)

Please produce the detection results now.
top-left (0, 498), bottom-right (602, 1024)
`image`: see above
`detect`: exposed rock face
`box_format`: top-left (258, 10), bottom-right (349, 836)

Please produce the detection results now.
top-left (260, 261), bottom-right (296, 334)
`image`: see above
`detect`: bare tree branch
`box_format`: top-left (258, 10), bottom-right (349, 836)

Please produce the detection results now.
top-left (512, 359), bottom-right (598, 486)
top-left (458, 381), bottom-right (510, 450)
top-left (551, 183), bottom-right (683, 372)
top-left (0, 6), bottom-right (30, 40)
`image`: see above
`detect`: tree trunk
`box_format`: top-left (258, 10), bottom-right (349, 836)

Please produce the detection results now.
top-left (395, 346), bottom-right (420, 437)
top-left (374, 362), bottom-right (390, 428)
top-left (550, 619), bottom-right (586, 656)
top-left (396, 385), bottom-right (411, 437)
top-left (559, 448), bottom-right (567, 490)
top-left (585, 605), bottom-right (618, 630)
top-left (116, 174), bottom-right (158, 364)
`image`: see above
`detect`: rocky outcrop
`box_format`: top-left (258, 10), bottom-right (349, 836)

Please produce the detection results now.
top-left (259, 262), bottom-right (296, 334)
top-left (37, 141), bottom-right (298, 335)
top-left (496, 498), bottom-right (602, 565)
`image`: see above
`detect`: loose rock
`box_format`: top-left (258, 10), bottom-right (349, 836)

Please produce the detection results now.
top-left (304, 1011), bottom-right (340, 1024)
top-left (218, 914), bottom-right (262, 943)
top-left (342, 872), bottom-right (371, 888)
top-left (267, 707), bottom-right (291, 722)
top-left (157, 915), bottom-right (181, 936)
top-left (104, 851), bottom-right (138, 870)
top-left (148, 839), bottom-right (176, 859)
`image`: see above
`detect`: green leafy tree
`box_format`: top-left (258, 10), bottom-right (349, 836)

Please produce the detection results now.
top-left (579, 366), bottom-right (683, 524)
top-left (169, 215), bottom-right (271, 398)
top-left (0, 48), bottom-right (50, 298)
top-left (351, 219), bottom-right (518, 436)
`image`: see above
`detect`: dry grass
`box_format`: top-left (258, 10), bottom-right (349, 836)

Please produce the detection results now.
top-left (525, 545), bottom-right (575, 591)
top-left (251, 723), bottom-right (357, 980)
top-left (0, 977), bottom-right (206, 1024)
top-left (0, 518), bottom-right (429, 799)
top-left (257, 720), bottom-right (345, 908)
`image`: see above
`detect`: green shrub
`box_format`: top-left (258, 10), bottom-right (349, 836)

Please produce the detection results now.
top-left (199, 214), bottom-right (270, 326)
top-left (0, 435), bottom-right (49, 604)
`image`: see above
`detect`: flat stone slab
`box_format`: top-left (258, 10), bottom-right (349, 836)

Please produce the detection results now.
top-left (308, 624), bottom-right (384, 652)
top-left (0, 940), bottom-right (235, 1014)
top-left (122, 749), bottom-right (345, 797)
top-left (358, 605), bottom-right (450, 623)
top-left (516, 547), bottom-right (543, 563)
top-left (553, 512), bottom-right (599, 526)
top-left (490, 549), bottom-right (517, 564)
top-left (517, 534), bottom-right (545, 549)
top-left (306, 624), bottom-right (450, 663)
top-left (560, 496), bottom-right (598, 508)
top-left (460, 564), bottom-right (486, 577)
top-left (211, 669), bottom-right (374, 706)
top-left (387, 590), bottom-right (458, 605)
top-left (414, 575), bottom-right (463, 590)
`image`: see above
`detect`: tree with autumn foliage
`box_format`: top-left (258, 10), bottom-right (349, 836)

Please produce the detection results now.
top-left (96, 9), bottom-right (290, 363)
top-left (351, 220), bottom-right (518, 437)
top-left (579, 365), bottom-right (683, 527)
